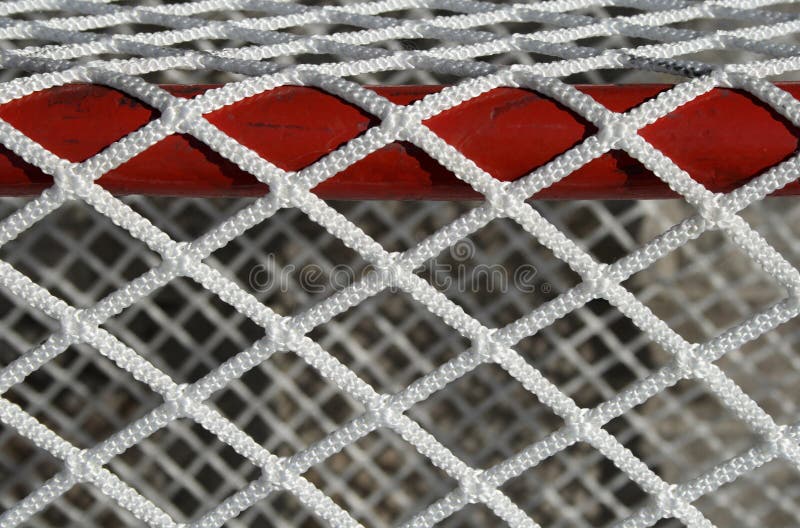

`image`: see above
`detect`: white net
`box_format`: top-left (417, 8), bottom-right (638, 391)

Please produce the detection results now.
top-left (1, 1), bottom-right (800, 527)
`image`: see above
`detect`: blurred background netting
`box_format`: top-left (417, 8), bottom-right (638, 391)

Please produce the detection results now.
top-left (3, 196), bottom-right (799, 527)
top-left (0, 1), bottom-right (800, 527)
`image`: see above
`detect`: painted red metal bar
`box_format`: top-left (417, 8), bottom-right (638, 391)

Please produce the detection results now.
top-left (0, 83), bottom-right (798, 199)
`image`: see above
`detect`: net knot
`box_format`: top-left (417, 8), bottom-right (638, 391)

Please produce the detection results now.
top-left (54, 163), bottom-right (91, 199)
top-left (65, 450), bottom-right (102, 482)
top-left (60, 310), bottom-right (94, 342)
top-left (160, 101), bottom-right (201, 134)
top-left (597, 119), bottom-right (633, 147)
top-left (367, 394), bottom-right (403, 428)
top-left (697, 198), bottom-right (736, 230)
top-left (460, 470), bottom-right (493, 503)
top-left (381, 111), bottom-right (418, 140)
top-left (568, 409), bottom-right (597, 440)
top-left (268, 181), bottom-right (295, 207)
top-left (655, 485), bottom-right (686, 516)
top-left (472, 333), bottom-right (499, 362)
top-left (162, 242), bottom-right (199, 275)
top-left (583, 264), bottom-right (613, 294)
top-left (266, 320), bottom-right (301, 350)
top-left (765, 425), bottom-right (799, 460)
top-left (674, 345), bottom-right (709, 378)
top-left (261, 459), bottom-right (292, 486)
top-left (485, 185), bottom-right (524, 217)
top-left (374, 252), bottom-right (406, 285)
top-left (164, 383), bottom-right (196, 418)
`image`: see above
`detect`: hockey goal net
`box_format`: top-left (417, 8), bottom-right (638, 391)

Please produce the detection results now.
top-left (1, 1), bottom-right (800, 527)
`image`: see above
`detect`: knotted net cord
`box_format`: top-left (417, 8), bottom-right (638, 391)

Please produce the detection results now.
top-left (0, 1), bottom-right (800, 527)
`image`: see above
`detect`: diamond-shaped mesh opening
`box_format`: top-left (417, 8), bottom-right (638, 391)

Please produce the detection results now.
top-left (103, 276), bottom-right (263, 384)
top-left (0, 289), bottom-right (57, 367)
top-left (308, 288), bottom-right (470, 394)
top-left (211, 351), bottom-right (364, 457)
top-left (5, 345), bottom-right (159, 448)
top-left (110, 419), bottom-right (260, 523)
top-left (740, 195), bottom-right (800, 270)
top-left (540, 200), bottom-right (656, 265)
top-left (634, 199), bottom-right (698, 241)
top-left (235, 490), bottom-right (327, 528)
top-left (420, 217), bottom-right (581, 328)
top-left (0, 427), bottom-right (60, 515)
top-left (653, 520), bottom-right (685, 528)
top-left (139, 69), bottom-right (247, 85)
top-left (501, 442), bottom-right (648, 527)
top-left (0, 86), bottom-right (158, 164)
top-left (28, 484), bottom-right (143, 528)
top-left (568, 6), bottom-right (651, 21)
top-left (0, 202), bottom-right (158, 306)
top-left (716, 320), bottom-right (800, 426)
top-left (577, 26), bottom-right (659, 44)
top-left (474, 51), bottom-right (566, 70)
top-left (208, 85), bottom-right (381, 174)
top-left (408, 363), bottom-right (563, 469)
top-left (641, 88), bottom-right (800, 193)
top-left (470, 20), bottom-right (549, 35)
top-left (605, 378), bottom-right (758, 485)
top-left (277, 22), bottom-right (369, 36)
top-left (376, 38), bottom-right (448, 53)
top-left (565, 69), bottom-right (685, 85)
top-left (667, 17), bottom-right (769, 31)
top-left (623, 228), bottom-right (787, 343)
top-left (515, 299), bottom-right (673, 409)
top-left (125, 196), bottom-right (255, 242)
top-left (573, 34), bottom-right (659, 58)
top-left (211, 205), bottom-right (368, 316)
top-left (427, 87), bottom-right (596, 184)
top-left (328, 200), bottom-right (475, 253)
top-left (438, 502), bottom-right (502, 528)
top-left (380, 8), bottom-right (457, 20)
top-left (303, 428), bottom-right (457, 527)
top-left (694, 459), bottom-right (800, 528)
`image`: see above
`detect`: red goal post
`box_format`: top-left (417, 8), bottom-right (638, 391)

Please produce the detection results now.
top-left (1, 82), bottom-right (798, 200)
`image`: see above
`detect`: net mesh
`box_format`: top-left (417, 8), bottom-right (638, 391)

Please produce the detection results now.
top-left (1, 1), bottom-right (800, 527)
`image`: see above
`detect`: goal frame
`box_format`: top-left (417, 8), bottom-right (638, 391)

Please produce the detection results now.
top-left (1, 82), bottom-right (798, 200)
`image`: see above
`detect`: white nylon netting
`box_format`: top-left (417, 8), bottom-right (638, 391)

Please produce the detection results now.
top-left (1, 1), bottom-right (800, 527)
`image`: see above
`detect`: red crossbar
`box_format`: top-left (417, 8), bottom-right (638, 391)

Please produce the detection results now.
top-left (0, 83), bottom-right (798, 199)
